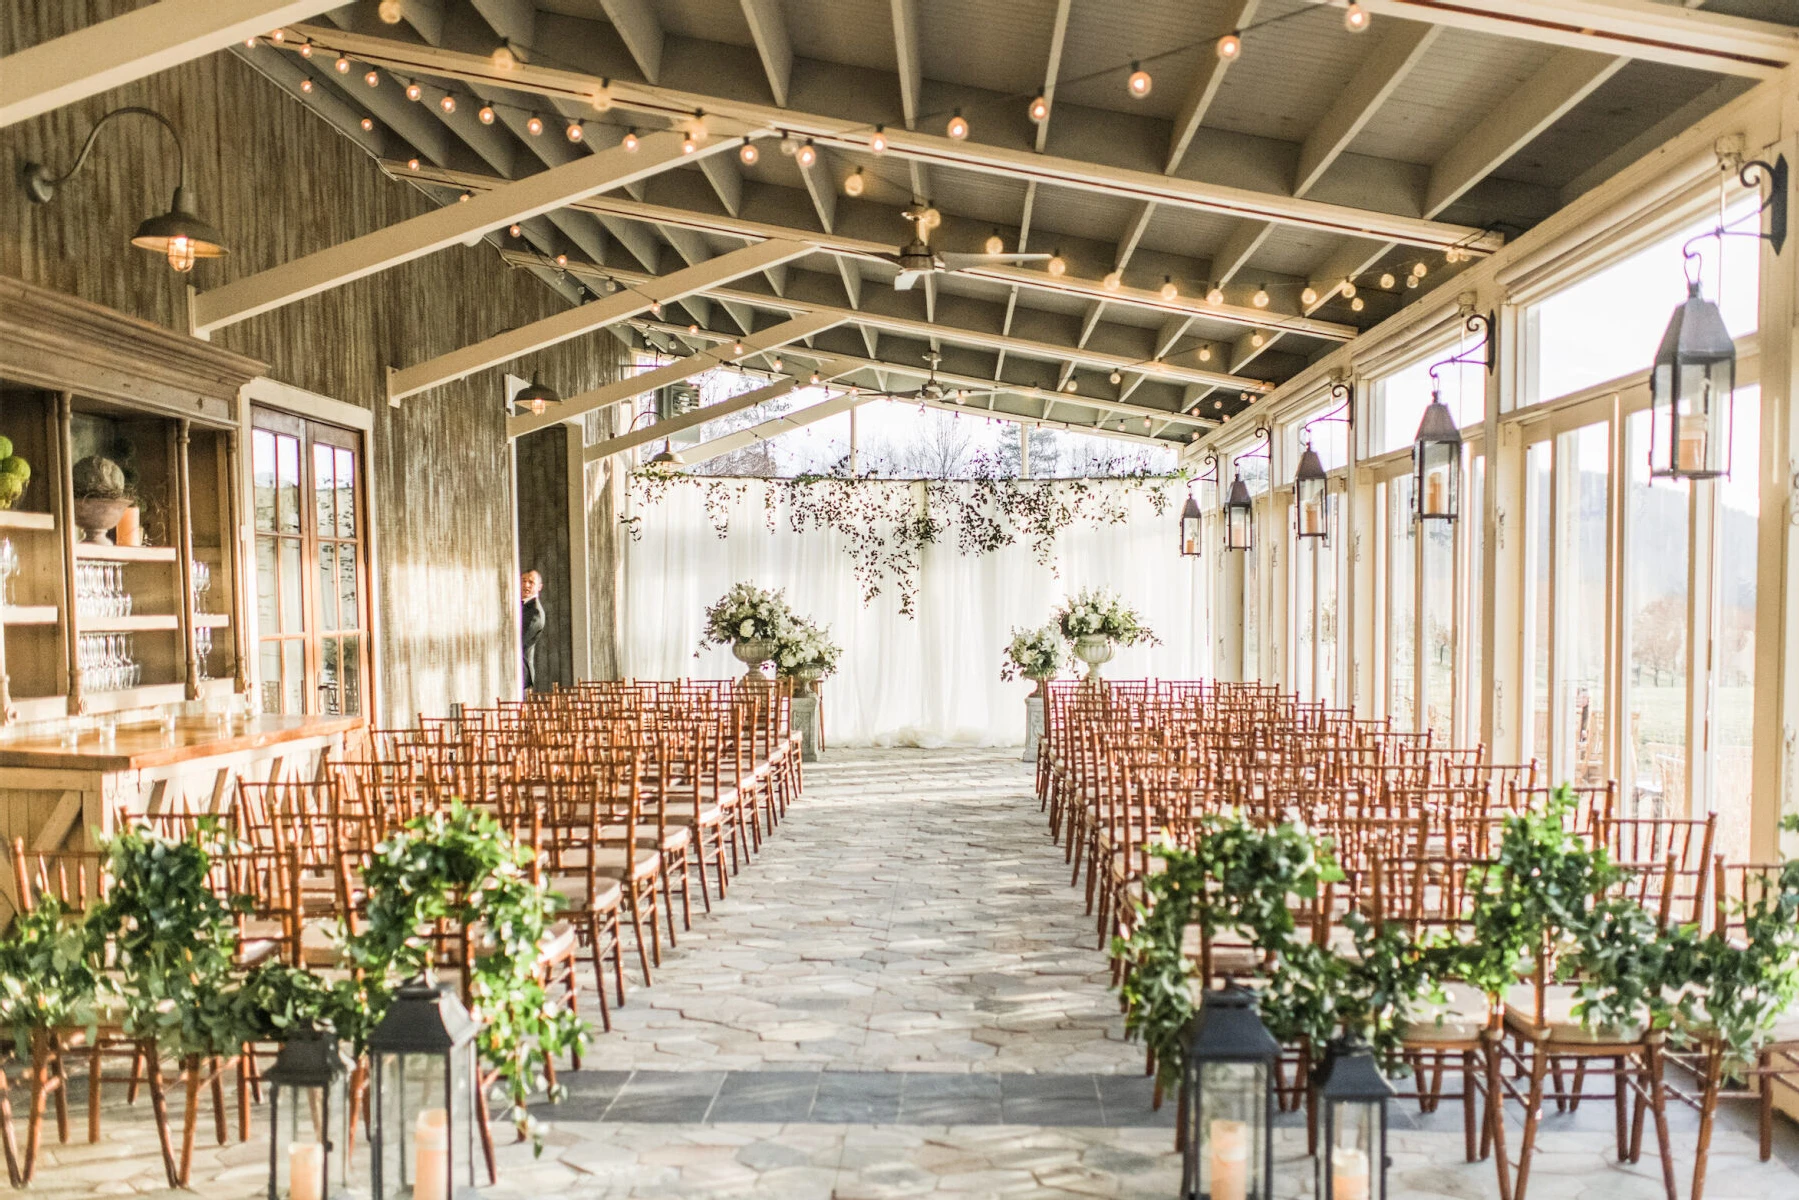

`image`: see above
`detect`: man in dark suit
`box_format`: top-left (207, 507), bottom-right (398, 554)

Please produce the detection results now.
top-left (521, 569), bottom-right (545, 691)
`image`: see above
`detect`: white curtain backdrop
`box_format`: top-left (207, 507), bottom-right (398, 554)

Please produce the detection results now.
top-left (622, 479), bottom-right (1213, 745)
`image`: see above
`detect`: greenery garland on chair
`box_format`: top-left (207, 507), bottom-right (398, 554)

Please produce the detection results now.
top-left (629, 470), bottom-right (1185, 615)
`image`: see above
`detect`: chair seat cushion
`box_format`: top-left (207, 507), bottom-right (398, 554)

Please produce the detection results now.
top-left (1504, 984), bottom-right (1643, 1043)
top-left (1400, 983), bottom-right (1490, 1043)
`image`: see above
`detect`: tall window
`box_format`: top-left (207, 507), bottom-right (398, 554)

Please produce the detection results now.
top-left (1623, 408), bottom-right (1689, 818)
top-left (1387, 475), bottom-right (1416, 729)
top-left (1555, 422), bottom-right (1611, 785)
top-left (1714, 386), bottom-right (1759, 857)
top-left (252, 410), bottom-right (370, 717)
top-left (1523, 441), bottom-right (1553, 762)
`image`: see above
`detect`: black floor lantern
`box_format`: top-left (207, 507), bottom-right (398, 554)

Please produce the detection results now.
top-left (1315, 1037), bottom-right (1394, 1200)
top-left (265, 1027), bottom-right (354, 1200)
top-left (369, 978), bottom-right (484, 1200)
top-left (1182, 986), bottom-right (1279, 1200)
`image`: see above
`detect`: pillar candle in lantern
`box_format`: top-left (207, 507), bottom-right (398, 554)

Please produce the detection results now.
top-left (1332, 1146), bottom-right (1370, 1200)
top-left (288, 1141), bottom-right (324, 1200)
top-left (1211, 1117), bottom-right (1249, 1200)
top-left (413, 1108), bottom-right (449, 1200)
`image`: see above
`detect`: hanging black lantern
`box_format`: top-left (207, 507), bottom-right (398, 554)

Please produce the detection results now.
top-left (265, 1027), bottom-right (355, 1200)
top-left (1223, 475), bottom-right (1254, 552)
top-left (513, 375), bottom-right (561, 417)
top-left (1180, 493), bottom-right (1204, 557)
top-left (1316, 1038), bottom-right (1394, 1200)
top-left (369, 978), bottom-right (484, 1200)
top-left (1650, 279), bottom-right (1735, 480)
top-left (1182, 986), bottom-right (1279, 1200)
top-left (1412, 389), bottom-right (1461, 522)
top-left (1294, 442), bottom-right (1329, 541)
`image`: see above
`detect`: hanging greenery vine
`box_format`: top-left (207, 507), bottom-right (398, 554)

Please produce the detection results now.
top-left (628, 468), bottom-right (1186, 615)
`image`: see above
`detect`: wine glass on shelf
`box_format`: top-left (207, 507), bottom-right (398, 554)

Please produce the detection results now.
top-left (0, 537), bottom-right (17, 606)
top-left (195, 626), bottom-right (212, 681)
top-left (191, 559), bottom-right (211, 615)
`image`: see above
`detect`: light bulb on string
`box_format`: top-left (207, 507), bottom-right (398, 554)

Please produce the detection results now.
top-left (1340, 279), bottom-right (1357, 299)
top-left (379, 0), bottom-right (404, 22)
top-left (360, 117), bottom-right (374, 132)
top-left (844, 168), bottom-right (865, 196)
top-left (1028, 95), bottom-right (1049, 123)
top-left (1127, 61), bottom-right (1153, 97)
top-left (1250, 332), bottom-right (1266, 347)
top-left (1379, 272), bottom-right (1395, 289)
top-left (266, 29), bottom-right (283, 44)
top-left (457, 191), bottom-right (470, 203)
top-left (681, 134), bottom-right (697, 154)
top-left (688, 323), bottom-right (700, 335)
top-left (1160, 276), bottom-right (1178, 301)
top-left (985, 231), bottom-right (1005, 255)
top-left (439, 94), bottom-right (456, 113)
top-left (649, 300), bottom-right (662, 316)
top-left (509, 224), bottom-right (522, 237)
top-left (365, 70), bottom-right (380, 87)
top-left (796, 139), bottom-right (818, 168)
top-left (870, 125), bottom-right (888, 153)
top-left (406, 157), bottom-right (419, 171)
top-left (299, 78), bottom-right (314, 94)
top-left (1252, 285), bottom-right (1270, 308)
top-left (1406, 273), bottom-right (1420, 288)
top-left (555, 254), bottom-right (568, 266)
top-left (1216, 33), bottom-right (1242, 61)
top-left (771, 355), bottom-right (783, 371)
top-left (947, 109), bottom-right (968, 139)
top-left (334, 56), bottom-right (351, 73)
top-left (1351, 296), bottom-right (1365, 312)
top-left (1064, 378), bottom-right (1078, 393)
top-left (1206, 285), bottom-right (1224, 305)
top-left (1109, 370), bottom-right (1122, 384)
top-left (1047, 252), bottom-right (1067, 277)
top-left (732, 341), bottom-right (745, 356)
top-left (406, 83), bottom-right (422, 101)
top-left (589, 86), bottom-right (612, 112)
top-left (1412, 261), bottom-right (1427, 278)
top-left (1301, 285), bottom-right (1318, 306)
top-left (1103, 271), bottom-right (1122, 292)
top-left (1198, 345), bottom-right (1212, 362)
top-left (739, 138), bottom-right (758, 165)
top-left (809, 371), bottom-right (822, 385)
top-left (567, 121), bottom-right (584, 142)
top-left (526, 116), bottom-right (543, 135)
top-left (1344, 3), bottom-right (1370, 31)
top-left (492, 45), bottom-right (516, 69)
top-left (478, 105), bottom-right (495, 124)
top-left (623, 130), bottom-right (640, 151)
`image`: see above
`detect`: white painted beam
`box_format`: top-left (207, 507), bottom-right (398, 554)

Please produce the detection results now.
top-left (0, 0), bottom-right (339, 128)
top-left (739, 0), bottom-right (793, 107)
top-left (1352, 0), bottom-right (1797, 79)
top-left (697, 153), bottom-right (744, 216)
top-left (1213, 220), bottom-right (1275, 286)
top-left (1167, 0), bottom-right (1259, 175)
top-left (390, 240), bottom-right (810, 402)
top-left (1294, 21), bottom-right (1438, 197)
top-left (1424, 49), bottom-right (1626, 218)
top-left (1034, 0), bottom-right (1074, 153)
top-left (598, 0), bottom-right (664, 84)
top-left (193, 129), bottom-right (747, 333)
top-left (471, 0), bottom-right (534, 47)
top-left (681, 387), bottom-right (870, 463)
top-left (508, 310), bottom-right (843, 438)
top-left (796, 147), bottom-right (838, 233)
top-left (1115, 202), bottom-right (1157, 272)
top-left (889, 0), bottom-right (923, 129)
top-left (287, 26), bottom-right (1504, 254)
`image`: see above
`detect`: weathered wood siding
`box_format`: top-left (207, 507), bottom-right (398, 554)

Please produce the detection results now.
top-left (514, 425), bottom-right (572, 691)
top-left (1, 1), bottom-right (622, 722)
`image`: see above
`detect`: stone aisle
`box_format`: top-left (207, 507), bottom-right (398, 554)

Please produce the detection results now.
top-left (20, 748), bottom-right (1799, 1198)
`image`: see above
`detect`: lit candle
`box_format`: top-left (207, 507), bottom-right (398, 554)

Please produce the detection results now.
top-left (1303, 502), bottom-right (1320, 535)
top-left (1210, 1118), bottom-right (1249, 1200)
top-left (1677, 425), bottom-right (1707, 473)
top-left (1425, 469), bottom-right (1445, 515)
top-left (413, 1108), bottom-right (449, 1200)
top-left (288, 1141), bottom-right (324, 1200)
top-left (1332, 1146), bottom-right (1371, 1200)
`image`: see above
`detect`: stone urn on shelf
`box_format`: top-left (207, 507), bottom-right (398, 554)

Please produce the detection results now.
top-left (790, 664), bottom-right (827, 697)
top-left (1073, 635), bottom-right (1115, 683)
top-left (731, 637), bottom-right (778, 679)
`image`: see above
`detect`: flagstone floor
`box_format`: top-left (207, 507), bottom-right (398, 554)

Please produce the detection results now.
top-left (16, 748), bottom-right (1799, 1197)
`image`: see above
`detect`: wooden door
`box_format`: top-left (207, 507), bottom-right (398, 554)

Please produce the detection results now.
top-left (250, 408), bottom-right (371, 717)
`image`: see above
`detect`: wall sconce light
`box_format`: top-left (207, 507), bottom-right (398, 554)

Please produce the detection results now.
top-left (21, 106), bottom-right (228, 272)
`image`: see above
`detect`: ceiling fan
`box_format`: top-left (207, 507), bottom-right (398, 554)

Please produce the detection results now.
top-left (876, 204), bottom-right (1049, 291)
top-left (877, 352), bottom-right (997, 405)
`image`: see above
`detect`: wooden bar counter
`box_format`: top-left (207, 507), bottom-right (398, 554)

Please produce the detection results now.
top-left (0, 714), bottom-right (361, 917)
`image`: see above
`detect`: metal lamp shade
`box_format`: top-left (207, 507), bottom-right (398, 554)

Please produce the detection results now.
top-left (1650, 280), bottom-right (1735, 480)
top-left (1223, 476), bottom-right (1254, 552)
top-left (1180, 494), bottom-right (1204, 557)
top-left (1412, 397), bottom-right (1461, 522)
top-left (1181, 987), bottom-right (1279, 1200)
top-left (130, 186), bottom-right (227, 272)
top-left (1317, 1039), bottom-right (1394, 1200)
top-left (369, 979), bottom-right (485, 1200)
top-left (1294, 445), bottom-right (1329, 541)
top-left (265, 1029), bottom-right (355, 1200)
top-left (513, 375), bottom-right (561, 416)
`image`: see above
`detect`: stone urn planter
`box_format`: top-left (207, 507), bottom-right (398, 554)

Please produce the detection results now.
top-left (73, 496), bottom-right (130, 544)
top-left (1073, 635), bottom-right (1115, 682)
top-left (790, 664), bottom-right (827, 696)
top-left (732, 637), bottom-right (778, 679)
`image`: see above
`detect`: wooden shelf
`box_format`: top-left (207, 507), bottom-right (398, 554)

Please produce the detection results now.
top-left (73, 543), bottom-right (177, 563)
top-left (9, 695), bottom-right (69, 724)
top-left (80, 614), bottom-right (177, 632)
top-left (193, 612), bottom-right (230, 628)
top-left (2, 605), bottom-right (58, 626)
top-left (0, 510), bottom-right (55, 532)
top-left (80, 683), bottom-right (185, 715)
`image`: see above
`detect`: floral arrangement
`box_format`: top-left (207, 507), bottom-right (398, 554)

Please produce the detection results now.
top-left (773, 617), bottom-right (842, 677)
top-left (1001, 624), bottom-right (1065, 681)
top-left (1054, 587), bottom-right (1160, 646)
top-left (699, 581), bottom-right (796, 648)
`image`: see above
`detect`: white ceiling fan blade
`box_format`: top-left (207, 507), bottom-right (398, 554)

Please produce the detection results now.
top-left (938, 252), bottom-right (1053, 271)
top-left (893, 269), bottom-right (924, 291)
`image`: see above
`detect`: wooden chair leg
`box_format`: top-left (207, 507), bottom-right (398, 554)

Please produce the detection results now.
top-left (1482, 1032), bottom-right (1512, 1200)
top-left (1612, 1055), bottom-right (1629, 1161)
top-left (179, 1056), bottom-right (202, 1188)
top-left (210, 1056), bottom-right (229, 1145)
top-left (1690, 1046), bottom-right (1722, 1200)
top-left (473, 1082), bottom-right (498, 1186)
top-left (626, 893), bottom-right (654, 987)
top-left (1758, 1049), bottom-right (1775, 1161)
top-left (1645, 1043), bottom-right (1677, 1200)
top-left (23, 1033), bottom-right (52, 1185)
top-left (86, 1046), bottom-right (101, 1142)
top-left (1462, 1050), bottom-right (1479, 1163)
top-left (0, 1066), bottom-right (19, 1189)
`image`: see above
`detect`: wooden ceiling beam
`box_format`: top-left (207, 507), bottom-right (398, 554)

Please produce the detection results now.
top-left (1294, 20), bottom-right (1439, 197)
top-left (597, 0), bottom-right (665, 84)
top-left (282, 26), bottom-right (1503, 254)
top-left (889, 0), bottom-right (924, 130)
top-left (1033, 0), bottom-right (1074, 153)
top-left (0, 0), bottom-right (339, 128)
top-left (678, 386), bottom-right (871, 464)
top-left (192, 127), bottom-right (750, 333)
top-left (1167, 0), bottom-right (1259, 175)
top-left (1349, 0), bottom-right (1797, 79)
top-left (509, 310), bottom-right (843, 437)
top-left (739, 0), bottom-right (794, 107)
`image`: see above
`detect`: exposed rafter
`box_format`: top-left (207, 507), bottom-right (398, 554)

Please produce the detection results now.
top-left (388, 240), bottom-right (811, 403)
top-left (739, 0), bottom-right (794, 108)
top-left (1351, 0), bottom-right (1798, 78)
top-left (680, 387), bottom-right (872, 464)
top-left (1293, 20), bottom-right (1439, 197)
top-left (1033, 0), bottom-right (1074, 154)
top-left (597, 0), bottom-right (664, 84)
top-left (508, 310), bottom-right (844, 438)
top-left (281, 27), bottom-right (1505, 254)
top-left (1167, 0), bottom-right (1258, 176)
top-left (192, 128), bottom-right (749, 333)
top-left (0, 0), bottom-right (339, 129)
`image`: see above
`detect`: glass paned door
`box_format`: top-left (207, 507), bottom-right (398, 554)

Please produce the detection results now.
top-left (252, 409), bottom-right (370, 717)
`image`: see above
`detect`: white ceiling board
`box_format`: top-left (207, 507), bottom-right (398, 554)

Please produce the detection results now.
top-left (781, 0), bottom-right (901, 73)
top-left (914, 0), bottom-right (1070, 102)
top-left (1346, 29), bottom-right (1555, 166)
top-left (633, 0), bottom-right (758, 48)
